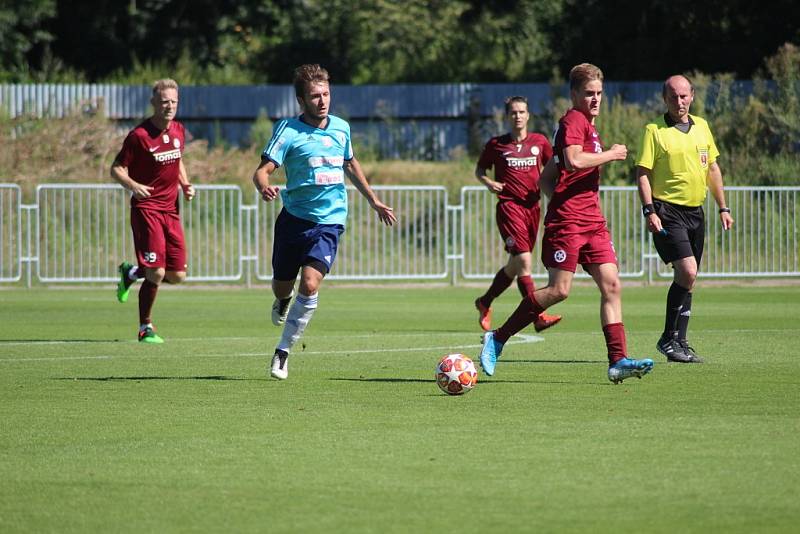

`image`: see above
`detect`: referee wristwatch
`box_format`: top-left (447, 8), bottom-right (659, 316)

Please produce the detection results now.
top-left (719, 207), bottom-right (731, 214)
top-left (642, 203), bottom-right (655, 217)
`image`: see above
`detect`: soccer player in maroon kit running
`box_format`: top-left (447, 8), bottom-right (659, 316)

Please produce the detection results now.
top-left (111, 78), bottom-right (195, 343)
top-left (473, 96), bottom-right (561, 334)
top-left (478, 64), bottom-right (654, 384)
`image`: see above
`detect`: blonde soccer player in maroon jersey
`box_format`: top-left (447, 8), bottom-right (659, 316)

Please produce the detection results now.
top-left (111, 78), bottom-right (195, 343)
top-left (473, 95), bottom-right (562, 334)
top-left (479, 64), bottom-right (654, 384)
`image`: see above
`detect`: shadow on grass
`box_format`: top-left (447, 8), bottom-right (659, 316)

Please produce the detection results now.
top-left (503, 359), bottom-right (606, 364)
top-left (54, 376), bottom-right (250, 381)
top-left (330, 377), bottom-right (531, 384)
top-left (0, 339), bottom-right (113, 343)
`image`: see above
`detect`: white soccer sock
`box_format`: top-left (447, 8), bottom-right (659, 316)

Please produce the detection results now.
top-left (276, 292), bottom-right (318, 354)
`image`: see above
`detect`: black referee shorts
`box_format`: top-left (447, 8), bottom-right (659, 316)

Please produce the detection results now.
top-left (652, 199), bottom-right (705, 264)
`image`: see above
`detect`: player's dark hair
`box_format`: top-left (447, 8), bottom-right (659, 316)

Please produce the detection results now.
top-left (569, 63), bottom-right (603, 91)
top-left (152, 78), bottom-right (179, 96)
top-left (504, 96), bottom-right (528, 114)
top-left (662, 75), bottom-right (695, 98)
top-left (293, 64), bottom-right (330, 98)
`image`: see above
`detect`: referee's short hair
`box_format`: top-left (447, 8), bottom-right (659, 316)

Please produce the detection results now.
top-left (662, 75), bottom-right (695, 98)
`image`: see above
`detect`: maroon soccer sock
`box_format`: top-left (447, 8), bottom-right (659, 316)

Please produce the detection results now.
top-left (138, 280), bottom-right (159, 325)
top-left (602, 322), bottom-right (628, 364)
top-left (516, 274), bottom-right (536, 300)
top-left (495, 294), bottom-right (545, 343)
top-left (479, 268), bottom-right (514, 307)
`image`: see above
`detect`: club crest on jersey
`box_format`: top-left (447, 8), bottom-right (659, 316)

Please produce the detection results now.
top-left (335, 132), bottom-right (346, 145)
top-left (531, 146), bottom-right (540, 155)
top-left (699, 148), bottom-right (709, 167)
top-left (173, 138), bottom-right (181, 149)
top-left (554, 249), bottom-right (567, 263)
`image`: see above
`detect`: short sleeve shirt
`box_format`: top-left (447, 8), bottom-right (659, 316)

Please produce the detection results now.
top-left (636, 113), bottom-right (719, 207)
top-left (477, 132), bottom-right (553, 205)
top-left (115, 119), bottom-right (185, 212)
top-left (262, 114), bottom-right (352, 225)
top-left (547, 108), bottom-right (605, 227)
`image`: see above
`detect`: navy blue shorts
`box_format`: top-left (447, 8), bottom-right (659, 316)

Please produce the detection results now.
top-left (271, 208), bottom-right (345, 281)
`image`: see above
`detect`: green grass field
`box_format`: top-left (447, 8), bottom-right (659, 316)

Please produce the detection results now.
top-left (1, 284), bottom-right (798, 533)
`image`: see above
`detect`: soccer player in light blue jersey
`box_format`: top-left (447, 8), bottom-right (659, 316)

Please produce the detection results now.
top-left (252, 64), bottom-right (396, 380)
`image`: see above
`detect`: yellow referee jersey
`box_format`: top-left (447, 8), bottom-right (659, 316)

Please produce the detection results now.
top-left (636, 113), bottom-right (719, 207)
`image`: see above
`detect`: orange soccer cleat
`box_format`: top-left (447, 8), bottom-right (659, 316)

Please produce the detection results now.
top-left (534, 313), bottom-right (562, 332)
top-left (474, 298), bottom-right (492, 332)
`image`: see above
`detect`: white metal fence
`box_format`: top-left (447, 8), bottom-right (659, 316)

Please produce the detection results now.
top-left (0, 184), bottom-right (797, 285)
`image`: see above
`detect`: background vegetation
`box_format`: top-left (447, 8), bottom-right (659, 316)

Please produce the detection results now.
top-left (3, 45), bottom-right (798, 198)
top-left (2, 1), bottom-right (798, 84)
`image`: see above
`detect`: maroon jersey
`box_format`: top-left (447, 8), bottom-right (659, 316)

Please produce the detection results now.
top-left (547, 109), bottom-right (605, 227)
top-left (477, 132), bottom-right (553, 205)
top-left (115, 119), bottom-right (185, 212)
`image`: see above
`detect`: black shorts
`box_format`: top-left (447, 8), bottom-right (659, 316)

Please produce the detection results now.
top-left (652, 199), bottom-right (704, 264)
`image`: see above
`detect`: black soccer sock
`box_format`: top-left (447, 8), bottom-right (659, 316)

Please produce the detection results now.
top-left (664, 282), bottom-right (690, 337)
top-left (677, 292), bottom-right (692, 341)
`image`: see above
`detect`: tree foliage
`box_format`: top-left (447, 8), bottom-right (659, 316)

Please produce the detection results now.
top-left (2, 0), bottom-right (797, 84)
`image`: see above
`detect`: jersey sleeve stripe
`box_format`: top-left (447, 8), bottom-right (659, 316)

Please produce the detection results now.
top-left (264, 120), bottom-right (290, 156)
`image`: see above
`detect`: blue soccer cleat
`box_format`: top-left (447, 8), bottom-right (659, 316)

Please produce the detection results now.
top-left (479, 331), bottom-right (504, 376)
top-left (608, 357), bottom-right (654, 384)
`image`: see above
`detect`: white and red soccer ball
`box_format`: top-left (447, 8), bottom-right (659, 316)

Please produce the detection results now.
top-left (436, 353), bottom-right (478, 395)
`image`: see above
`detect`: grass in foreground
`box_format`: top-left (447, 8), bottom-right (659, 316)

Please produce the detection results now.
top-left (0, 284), bottom-right (798, 533)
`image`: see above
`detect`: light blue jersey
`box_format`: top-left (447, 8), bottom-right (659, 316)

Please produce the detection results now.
top-left (262, 114), bottom-right (353, 225)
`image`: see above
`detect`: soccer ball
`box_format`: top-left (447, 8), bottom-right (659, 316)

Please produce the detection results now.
top-left (436, 353), bottom-right (478, 395)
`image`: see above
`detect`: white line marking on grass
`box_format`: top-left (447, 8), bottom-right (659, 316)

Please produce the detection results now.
top-left (0, 334), bottom-right (544, 363)
top-left (241, 333), bottom-right (544, 357)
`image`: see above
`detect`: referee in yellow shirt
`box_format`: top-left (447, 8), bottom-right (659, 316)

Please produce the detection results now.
top-left (636, 75), bottom-right (734, 363)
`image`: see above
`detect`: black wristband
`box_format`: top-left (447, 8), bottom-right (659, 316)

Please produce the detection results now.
top-left (719, 207), bottom-right (731, 214)
top-left (642, 203), bottom-right (655, 217)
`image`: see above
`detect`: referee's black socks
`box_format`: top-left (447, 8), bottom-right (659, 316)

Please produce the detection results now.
top-left (664, 282), bottom-right (690, 336)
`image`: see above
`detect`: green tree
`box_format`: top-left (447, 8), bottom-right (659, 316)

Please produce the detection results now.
top-left (0, 0), bottom-right (57, 81)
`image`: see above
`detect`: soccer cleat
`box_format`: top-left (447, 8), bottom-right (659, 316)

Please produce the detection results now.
top-left (479, 330), bottom-right (504, 376)
top-left (607, 357), bottom-right (654, 384)
top-left (534, 313), bottom-right (562, 332)
top-left (657, 333), bottom-right (701, 363)
top-left (271, 292), bottom-right (294, 326)
top-left (677, 339), bottom-right (704, 363)
top-left (138, 325), bottom-right (164, 344)
top-left (657, 332), bottom-right (686, 361)
top-left (474, 298), bottom-right (492, 332)
top-left (116, 261), bottom-right (135, 303)
top-left (270, 349), bottom-right (289, 380)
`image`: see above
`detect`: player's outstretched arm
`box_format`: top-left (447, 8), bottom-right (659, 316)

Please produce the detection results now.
top-left (344, 157), bottom-right (396, 226)
top-left (252, 158), bottom-right (281, 202)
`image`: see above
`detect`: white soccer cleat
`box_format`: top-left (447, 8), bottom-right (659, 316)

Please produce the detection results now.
top-left (270, 349), bottom-right (289, 380)
top-left (271, 291), bottom-right (294, 326)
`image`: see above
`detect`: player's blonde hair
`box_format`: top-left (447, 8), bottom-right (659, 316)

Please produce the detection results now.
top-left (152, 78), bottom-right (179, 96)
top-left (569, 63), bottom-right (603, 91)
top-left (293, 64), bottom-right (330, 98)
